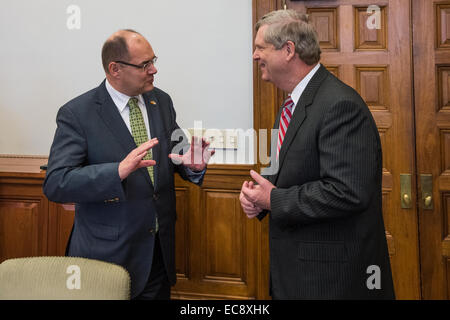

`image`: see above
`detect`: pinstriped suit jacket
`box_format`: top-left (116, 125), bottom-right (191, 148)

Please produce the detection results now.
top-left (262, 65), bottom-right (395, 299)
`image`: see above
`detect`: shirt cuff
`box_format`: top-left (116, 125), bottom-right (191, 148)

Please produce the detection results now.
top-left (185, 167), bottom-right (206, 184)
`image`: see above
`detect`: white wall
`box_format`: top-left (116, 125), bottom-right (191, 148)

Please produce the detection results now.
top-left (0, 0), bottom-right (254, 164)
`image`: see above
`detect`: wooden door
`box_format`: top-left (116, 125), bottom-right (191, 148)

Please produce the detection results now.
top-left (281, 0), bottom-right (421, 299)
top-left (413, 0), bottom-right (450, 300)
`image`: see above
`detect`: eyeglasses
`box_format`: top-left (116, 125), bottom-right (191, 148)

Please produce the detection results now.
top-left (115, 56), bottom-right (158, 72)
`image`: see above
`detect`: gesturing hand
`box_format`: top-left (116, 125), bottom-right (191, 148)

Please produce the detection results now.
top-left (118, 138), bottom-right (158, 180)
top-left (240, 170), bottom-right (275, 216)
top-left (168, 136), bottom-right (215, 172)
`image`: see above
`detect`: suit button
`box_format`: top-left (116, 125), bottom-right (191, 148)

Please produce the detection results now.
top-left (153, 193), bottom-right (159, 200)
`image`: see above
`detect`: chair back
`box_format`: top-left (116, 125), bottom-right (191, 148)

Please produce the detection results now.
top-left (0, 256), bottom-right (130, 300)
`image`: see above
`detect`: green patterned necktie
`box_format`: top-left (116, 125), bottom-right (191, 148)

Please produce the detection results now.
top-left (128, 97), bottom-right (158, 233)
top-left (128, 98), bottom-right (154, 184)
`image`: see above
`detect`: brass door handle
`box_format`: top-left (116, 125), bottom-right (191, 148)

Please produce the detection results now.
top-left (402, 193), bottom-right (411, 206)
top-left (424, 195), bottom-right (432, 207)
top-left (420, 174), bottom-right (433, 210)
top-left (400, 174), bottom-right (412, 209)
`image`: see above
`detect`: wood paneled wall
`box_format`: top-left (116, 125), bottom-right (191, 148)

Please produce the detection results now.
top-left (172, 165), bottom-right (268, 299)
top-left (0, 157), bottom-right (49, 260)
top-left (0, 156), bottom-right (269, 299)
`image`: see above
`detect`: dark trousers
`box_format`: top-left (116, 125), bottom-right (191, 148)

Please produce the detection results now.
top-left (133, 234), bottom-right (171, 300)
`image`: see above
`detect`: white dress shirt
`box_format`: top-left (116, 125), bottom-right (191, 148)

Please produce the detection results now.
top-left (290, 63), bottom-right (321, 113)
top-left (105, 79), bottom-right (152, 139)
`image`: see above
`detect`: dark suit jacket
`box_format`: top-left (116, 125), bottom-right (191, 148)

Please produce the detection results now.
top-left (43, 81), bottom-right (203, 298)
top-left (262, 65), bottom-right (395, 299)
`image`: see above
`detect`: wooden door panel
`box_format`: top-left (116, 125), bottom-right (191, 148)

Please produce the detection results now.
top-left (172, 167), bottom-right (259, 300)
top-left (414, 0), bottom-right (450, 300)
top-left (286, 0), bottom-right (420, 299)
top-left (203, 191), bottom-right (245, 281)
top-left (436, 3), bottom-right (450, 49)
top-left (0, 200), bottom-right (41, 261)
top-left (308, 7), bottom-right (339, 50)
top-left (47, 203), bottom-right (74, 256)
top-left (354, 5), bottom-right (387, 50)
top-left (175, 187), bottom-right (190, 282)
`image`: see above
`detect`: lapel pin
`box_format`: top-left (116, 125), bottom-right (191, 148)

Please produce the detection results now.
top-left (150, 100), bottom-right (157, 105)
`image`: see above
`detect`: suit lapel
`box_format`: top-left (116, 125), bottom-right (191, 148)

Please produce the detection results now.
top-left (95, 81), bottom-right (136, 158)
top-left (274, 65), bottom-right (330, 183)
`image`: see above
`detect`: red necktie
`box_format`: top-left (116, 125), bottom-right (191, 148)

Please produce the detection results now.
top-left (277, 95), bottom-right (295, 159)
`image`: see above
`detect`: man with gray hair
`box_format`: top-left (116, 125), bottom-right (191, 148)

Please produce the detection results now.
top-left (240, 9), bottom-right (395, 299)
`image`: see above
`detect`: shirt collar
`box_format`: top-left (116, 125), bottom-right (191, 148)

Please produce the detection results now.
top-left (290, 63), bottom-right (321, 106)
top-left (105, 79), bottom-right (145, 112)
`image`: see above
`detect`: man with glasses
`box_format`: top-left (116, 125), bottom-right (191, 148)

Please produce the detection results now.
top-left (44, 29), bottom-right (214, 299)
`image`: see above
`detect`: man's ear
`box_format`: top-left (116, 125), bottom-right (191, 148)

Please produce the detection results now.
top-left (108, 62), bottom-right (120, 77)
top-left (285, 41), bottom-right (296, 61)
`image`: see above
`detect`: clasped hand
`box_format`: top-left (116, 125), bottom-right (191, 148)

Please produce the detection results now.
top-left (239, 170), bottom-right (275, 218)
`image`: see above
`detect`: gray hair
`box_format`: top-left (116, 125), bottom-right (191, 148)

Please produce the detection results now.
top-left (255, 9), bottom-right (321, 65)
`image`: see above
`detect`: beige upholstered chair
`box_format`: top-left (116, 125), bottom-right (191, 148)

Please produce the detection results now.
top-left (0, 256), bottom-right (130, 300)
